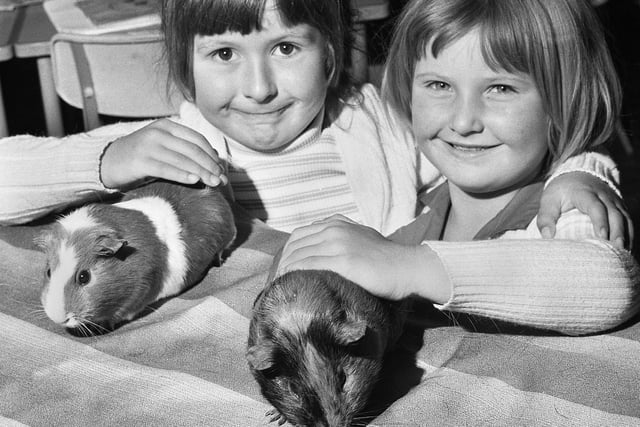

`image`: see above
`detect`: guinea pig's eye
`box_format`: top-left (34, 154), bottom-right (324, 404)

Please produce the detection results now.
top-left (45, 268), bottom-right (51, 279)
top-left (76, 269), bottom-right (91, 285)
top-left (337, 368), bottom-right (347, 390)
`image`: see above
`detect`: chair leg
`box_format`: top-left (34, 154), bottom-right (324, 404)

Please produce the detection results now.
top-left (36, 57), bottom-right (65, 137)
top-left (0, 79), bottom-right (8, 137)
top-left (70, 43), bottom-right (101, 131)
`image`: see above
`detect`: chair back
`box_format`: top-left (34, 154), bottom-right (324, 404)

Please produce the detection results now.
top-left (50, 31), bottom-right (184, 130)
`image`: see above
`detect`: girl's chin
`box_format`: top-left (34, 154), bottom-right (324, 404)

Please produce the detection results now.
top-left (226, 133), bottom-right (290, 152)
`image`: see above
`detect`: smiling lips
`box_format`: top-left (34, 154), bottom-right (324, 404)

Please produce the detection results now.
top-left (445, 140), bottom-right (500, 152)
top-left (234, 105), bottom-right (289, 117)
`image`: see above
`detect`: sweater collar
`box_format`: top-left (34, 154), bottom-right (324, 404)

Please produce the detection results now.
top-left (418, 179), bottom-right (544, 240)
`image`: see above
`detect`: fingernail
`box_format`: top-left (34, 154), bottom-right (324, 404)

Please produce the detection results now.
top-left (187, 174), bottom-right (198, 183)
top-left (615, 237), bottom-right (625, 249)
top-left (540, 227), bottom-right (552, 239)
top-left (599, 227), bottom-right (608, 239)
top-left (219, 174), bottom-right (228, 186)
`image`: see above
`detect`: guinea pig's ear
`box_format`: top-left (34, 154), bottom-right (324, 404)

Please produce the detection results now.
top-left (335, 320), bottom-right (367, 345)
top-left (246, 343), bottom-right (276, 371)
top-left (94, 234), bottom-right (128, 257)
top-left (34, 231), bottom-right (55, 251)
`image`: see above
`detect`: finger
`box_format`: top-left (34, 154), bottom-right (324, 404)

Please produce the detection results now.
top-left (159, 138), bottom-right (226, 185)
top-left (580, 196), bottom-right (609, 240)
top-left (157, 119), bottom-right (220, 161)
top-left (150, 120), bottom-right (227, 184)
top-left (603, 201), bottom-right (626, 247)
top-left (617, 200), bottom-right (634, 249)
top-left (141, 157), bottom-right (203, 185)
top-left (153, 145), bottom-right (225, 187)
top-left (278, 233), bottom-right (331, 272)
top-left (608, 199), bottom-right (634, 249)
top-left (280, 255), bottom-right (341, 277)
top-left (285, 220), bottom-right (344, 249)
top-left (536, 198), bottom-right (561, 239)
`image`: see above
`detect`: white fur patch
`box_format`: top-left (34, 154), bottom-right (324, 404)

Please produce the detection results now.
top-left (116, 196), bottom-right (188, 299)
top-left (42, 240), bottom-right (77, 324)
top-left (59, 206), bottom-right (98, 233)
top-left (273, 305), bottom-right (314, 335)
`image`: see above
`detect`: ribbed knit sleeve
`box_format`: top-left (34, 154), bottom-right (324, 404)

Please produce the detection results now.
top-left (0, 120), bottom-right (150, 225)
top-left (546, 151), bottom-right (620, 196)
top-left (426, 213), bottom-right (640, 335)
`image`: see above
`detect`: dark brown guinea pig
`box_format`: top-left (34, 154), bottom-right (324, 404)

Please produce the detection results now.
top-left (246, 269), bottom-right (406, 427)
top-left (37, 180), bottom-right (236, 335)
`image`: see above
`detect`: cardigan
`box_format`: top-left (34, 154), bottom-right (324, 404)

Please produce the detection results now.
top-left (390, 181), bottom-right (640, 335)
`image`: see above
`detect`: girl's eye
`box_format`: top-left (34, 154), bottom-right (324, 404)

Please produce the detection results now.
top-left (275, 43), bottom-right (296, 56)
top-left (77, 270), bottom-right (91, 285)
top-left (212, 48), bottom-right (234, 62)
top-left (426, 81), bottom-right (450, 91)
top-left (489, 84), bottom-right (515, 94)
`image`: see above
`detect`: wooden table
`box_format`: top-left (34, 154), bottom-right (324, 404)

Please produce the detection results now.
top-left (1, 0), bottom-right (389, 137)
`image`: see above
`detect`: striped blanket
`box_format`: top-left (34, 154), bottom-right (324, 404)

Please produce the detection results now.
top-left (1, 212), bottom-right (639, 426)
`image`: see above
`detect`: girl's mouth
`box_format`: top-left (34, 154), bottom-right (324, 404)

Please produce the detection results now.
top-left (447, 142), bottom-right (499, 152)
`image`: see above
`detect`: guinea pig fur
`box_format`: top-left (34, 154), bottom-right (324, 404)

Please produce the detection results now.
top-left (37, 181), bottom-right (236, 335)
top-left (246, 269), bottom-right (406, 427)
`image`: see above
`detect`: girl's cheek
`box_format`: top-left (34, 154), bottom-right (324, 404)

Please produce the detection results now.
top-left (412, 102), bottom-right (446, 137)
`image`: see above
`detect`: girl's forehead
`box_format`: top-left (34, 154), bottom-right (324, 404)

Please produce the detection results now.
top-left (191, 0), bottom-right (319, 37)
top-left (194, 21), bottom-right (322, 47)
top-left (422, 26), bottom-right (528, 75)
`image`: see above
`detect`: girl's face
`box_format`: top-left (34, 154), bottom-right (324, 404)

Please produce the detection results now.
top-left (411, 30), bottom-right (549, 196)
top-left (192, 0), bottom-right (330, 152)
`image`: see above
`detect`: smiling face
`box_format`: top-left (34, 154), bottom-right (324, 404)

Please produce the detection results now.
top-left (192, 0), bottom-right (330, 152)
top-left (411, 29), bottom-right (549, 197)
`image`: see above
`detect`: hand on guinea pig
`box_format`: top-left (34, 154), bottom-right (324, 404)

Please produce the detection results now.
top-left (277, 215), bottom-right (453, 304)
top-left (277, 215), bottom-right (415, 301)
top-left (100, 118), bottom-right (227, 190)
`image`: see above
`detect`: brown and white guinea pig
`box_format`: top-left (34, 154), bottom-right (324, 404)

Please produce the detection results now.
top-left (246, 269), bottom-right (406, 427)
top-left (37, 180), bottom-right (236, 335)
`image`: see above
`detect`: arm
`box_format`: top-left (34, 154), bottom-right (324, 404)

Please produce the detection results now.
top-left (0, 119), bottom-right (226, 225)
top-left (0, 126), bottom-right (129, 225)
top-left (426, 232), bottom-right (639, 336)
top-left (277, 214), bottom-right (640, 336)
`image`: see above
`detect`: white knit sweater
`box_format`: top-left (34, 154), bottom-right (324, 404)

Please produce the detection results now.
top-left (429, 210), bottom-right (639, 335)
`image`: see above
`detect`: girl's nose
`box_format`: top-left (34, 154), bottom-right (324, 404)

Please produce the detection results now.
top-left (450, 94), bottom-right (484, 135)
top-left (242, 60), bottom-right (277, 103)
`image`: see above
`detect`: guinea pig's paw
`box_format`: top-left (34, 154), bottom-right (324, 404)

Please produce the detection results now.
top-left (265, 408), bottom-right (288, 426)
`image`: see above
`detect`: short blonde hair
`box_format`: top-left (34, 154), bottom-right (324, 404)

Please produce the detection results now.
top-left (382, 0), bottom-right (622, 173)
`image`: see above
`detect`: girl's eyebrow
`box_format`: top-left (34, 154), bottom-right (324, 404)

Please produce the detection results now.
top-left (193, 25), bottom-right (319, 51)
top-left (414, 67), bottom-right (533, 86)
top-left (278, 25), bottom-right (321, 43)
